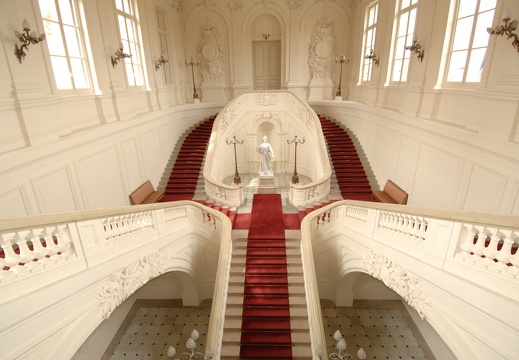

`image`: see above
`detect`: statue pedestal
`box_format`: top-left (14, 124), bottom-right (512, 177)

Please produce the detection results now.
top-left (258, 176), bottom-right (275, 194)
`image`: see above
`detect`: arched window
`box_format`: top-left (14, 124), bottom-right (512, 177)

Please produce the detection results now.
top-left (361, 2), bottom-right (379, 82)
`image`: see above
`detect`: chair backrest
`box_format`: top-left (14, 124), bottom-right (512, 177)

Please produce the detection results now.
top-left (384, 180), bottom-right (408, 205)
top-left (129, 180), bottom-right (154, 205)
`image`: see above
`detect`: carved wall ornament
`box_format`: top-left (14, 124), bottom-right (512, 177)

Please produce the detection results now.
top-left (256, 92), bottom-right (278, 106)
top-left (196, 19), bottom-right (225, 81)
top-left (172, 0), bottom-right (183, 12)
top-left (364, 251), bottom-right (431, 319)
top-left (218, 95), bottom-right (247, 131)
top-left (254, 111), bottom-right (282, 129)
top-left (289, 0), bottom-right (302, 10)
top-left (308, 15), bottom-right (337, 79)
top-left (98, 251), bottom-right (169, 319)
top-left (229, 1), bottom-right (242, 11)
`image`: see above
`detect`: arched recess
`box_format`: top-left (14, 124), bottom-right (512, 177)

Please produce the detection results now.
top-left (241, 6), bottom-right (288, 90)
top-left (250, 113), bottom-right (285, 174)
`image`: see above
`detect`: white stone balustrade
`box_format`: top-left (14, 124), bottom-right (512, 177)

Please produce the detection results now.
top-left (300, 200), bottom-right (519, 360)
top-left (0, 225), bottom-right (74, 282)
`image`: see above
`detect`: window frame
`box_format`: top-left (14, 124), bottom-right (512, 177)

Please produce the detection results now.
top-left (389, 0), bottom-right (420, 84)
top-left (114, 0), bottom-right (145, 88)
top-left (38, 0), bottom-right (93, 93)
top-left (443, 0), bottom-right (496, 88)
top-left (361, 1), bottom-right (379, 83)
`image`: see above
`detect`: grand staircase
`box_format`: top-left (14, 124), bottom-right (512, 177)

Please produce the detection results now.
top-left (222, 236), bottom-right (310, 359)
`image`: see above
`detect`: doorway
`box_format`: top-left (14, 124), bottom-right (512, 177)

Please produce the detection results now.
top-left (253, 41), bottom-right (281, 90)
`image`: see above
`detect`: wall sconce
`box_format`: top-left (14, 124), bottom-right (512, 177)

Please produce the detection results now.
top-left (334, 55), bottom-right (349, 99)
top-left (166, 329), bottom-right (215, 359)
top-left (316, 330), bottom-right (367, 360)
top-left (155, 54), bottom-right (169, 71)
top-left (14, 19), bottom-right (46, 64)
top-left (111, 44), bottom-right (132, 68)
top-left (263, 33), bottom-right (270, 40)
top-left (487, 9), bottom-right (519, 52)
top-left (405, 39), bottom-right (424, 62)
top-left (365, 49), bottom-right (380, 66)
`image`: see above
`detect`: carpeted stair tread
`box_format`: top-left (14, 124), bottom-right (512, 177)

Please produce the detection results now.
top-left (242, 307), bottom-right (290, 318)
top-left (245, 275), bottom-right (288, 285)
top-left (246, 257), bottom-right (288, 266)
top-left (244, 285), bottom-right (289, 296)
top-left (243, 295), bottom-right (290, 307)
top-left (241, 319), bottom-right (291, 331)
top-left (247, 240), bottom-right (287, 248)
top-left (240, 345), bottom-right (293, 359)
top-left (241, 331), bottom-right (292, 344)
top-left (245, 266), bottom-right (288, 275)
top-left (246, 249), bottom-right (287, 257)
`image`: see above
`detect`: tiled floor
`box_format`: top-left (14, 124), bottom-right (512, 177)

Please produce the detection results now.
top-left (105, 299), bottom-right (434, 359)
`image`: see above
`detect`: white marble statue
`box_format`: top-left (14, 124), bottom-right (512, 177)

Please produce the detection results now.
top-left (256, 135), bottom-right (274, 176)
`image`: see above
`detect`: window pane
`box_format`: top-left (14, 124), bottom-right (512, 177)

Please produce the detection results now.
top-left (401, 58), bottom-right (409, 81)
top-left (395, 37), bottom-right (406, 58)
top-left (70, 58), bottom-right (88, 88)
top-left (115, 0), bottom-right (123, 11)
top-left (123, 0), bottom-right (133, 15)
top-left (126, 18), bottom-right (136, 42)
top-left (458, 0), bottom-right (477, 18)
top-left (452, 16), bottom-right (474, 50)
top-left (51, 56), bottom-right (72, 88)
top-left (401, 0), bottom-right (410, 10)
top-left (479, 0), bottom-right (496, 12)
top-left (398, 13), bottom-right (409, 36)
top-left (466, 48), bottom-right (486, 82)
top-left (39, 0), bottom-right (58, 21)
top-left (473, 10), bottom-right (494, 48)
top-left (133, 64), bottom-right (143, 85)
top-left (392, 60), bottom-right (403, 81)
top-left (125, 63), bottom-right (134, 85)
top-left (408, 9), bottom-right (417, 31)
top-left (58, 0), bottom-right (76, 26)
top-left (44, 20), bottom-right (66, 55)
top-left (63, 26), bottom-right (81, 57)
top-left (447, 50), bottom-right (467, 82)
top-left (118, 15), bottom-right (128, 40)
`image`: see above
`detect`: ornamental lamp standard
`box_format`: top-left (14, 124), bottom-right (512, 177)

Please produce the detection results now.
top-left (334, 55), bottom-right (349, 100)
top-left (185, 56), bottom-right (200, 103)
top-left (286, 134), bottom-right (305, 184)
top-left (226, 135), bottom-right (244, 184)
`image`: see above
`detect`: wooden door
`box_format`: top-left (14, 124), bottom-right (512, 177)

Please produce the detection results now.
top-left (253, 41), bottom-right (281, 90)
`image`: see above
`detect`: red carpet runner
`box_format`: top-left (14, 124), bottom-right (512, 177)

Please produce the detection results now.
top-left (161, 116), bottom-right (215, 202)
top-left (319, 115), bottom-right (375, 202)
top-left (240, 194), bottom-right (293, 359)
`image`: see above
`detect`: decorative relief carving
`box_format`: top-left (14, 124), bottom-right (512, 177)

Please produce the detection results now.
top-left (308, 15), bottom-right (337, 79)
top-left (254, 111), bottom-right (282, 129)
top-left (364, 251), bottom-right (431, 319)
top-left (98, 251), bottom-right (169, 319)
top-left (218, 95), bottom-right (246, 131)
top-left (229, 1), bottom-right (242, 11)
top-left (287, 94), bottom-right (314, 129)
top-left (256, 92), bottom-right (278, 106)
top-left (288, 0), bottom-right (302, 10)
top-left (172, 0), bottom-right (183, 12)
top-left (197, 19), bottom-right (224, 81)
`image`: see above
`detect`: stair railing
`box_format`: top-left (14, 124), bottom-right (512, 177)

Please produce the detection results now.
top-left (0, 201), bottom-right (232, 360)
top-left (300, 200), bottom-right (518, 360)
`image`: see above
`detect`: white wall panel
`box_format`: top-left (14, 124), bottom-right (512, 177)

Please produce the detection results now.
top-left (412, 143), bottom-right (463, 209)
top-left (394, 135), bottom-right (416, 191)
top-left (75, 147), bottom-right (127, 209)
top-left (32, 167), bottom-right (78, 214)
top-left (0, 188), bottom-right (29, 218)
top-left (139, 129), bottom-right (165, 183)
top-left (373, 125), bottom-right (399, 182)
top-left (120, 139), bottom-right (142, 193)
top-left (509, 180), bottom-right (519, 216)
top-left (462, 164), bottom-right (506, 213)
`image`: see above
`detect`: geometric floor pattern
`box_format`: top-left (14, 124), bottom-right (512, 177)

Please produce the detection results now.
top-left (105, 299), bottom-right (435, 359)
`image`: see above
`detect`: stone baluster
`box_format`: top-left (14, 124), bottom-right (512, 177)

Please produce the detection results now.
top-left (482, 227), bottom-right (501, 270)
top-left (495, 230), bottom-right (518, 277)
top-left (471, 225), bottom-right (488, 257)
top-left (1, 232), bottom-right (21, 268)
